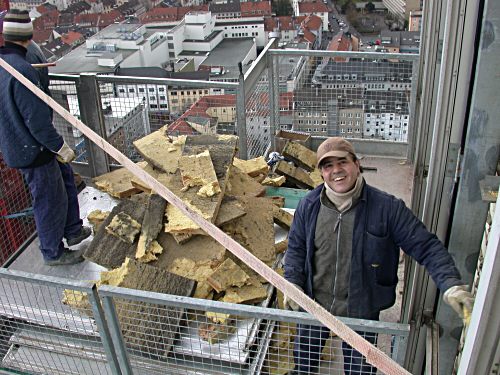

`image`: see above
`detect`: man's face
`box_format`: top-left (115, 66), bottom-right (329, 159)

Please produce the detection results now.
top-left (320, 155), bottom-right (360, 193)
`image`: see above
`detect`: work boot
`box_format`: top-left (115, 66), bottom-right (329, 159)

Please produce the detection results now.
top-left (66, 226), bottom-right (92, 246)
top-left (44, 249), bottom-right (85, 266)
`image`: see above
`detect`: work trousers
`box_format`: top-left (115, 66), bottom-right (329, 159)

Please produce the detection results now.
top-left (293, 324), bottom-right (378, 374)
top-left (20, 158), bottom-right (82, 260)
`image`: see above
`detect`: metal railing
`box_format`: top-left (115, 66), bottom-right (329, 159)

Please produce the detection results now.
top-left (0, 268), bottom-right (410, 375)
top-left (44, 45), bottom-right (419, 177)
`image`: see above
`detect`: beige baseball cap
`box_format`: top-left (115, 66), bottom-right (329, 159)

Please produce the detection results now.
top-left (316, 137), bottom-right (356, 167)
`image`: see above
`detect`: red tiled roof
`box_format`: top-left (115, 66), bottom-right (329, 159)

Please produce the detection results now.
top-left (325, 32), bottom-right (351, 62)
top-left (300, 28), bottom-right (316, 44)
top-left (75, 10), bottom-right (124, 27)
top-left (168, 120), bottom-right (197, 135)
top-left (140, 7), bottom-right (179, 23)
top-left (32, 29), bottom-right (53, 44)
top-left (61, 30), bottom-right (83, 45)
top-left (140, 5), bottom-right (209, 23)
top-left (241, 1), bottom-right (271, 17)
top-left (264, 16), bottom-right (297, 32)
top-left (177, 5), bottom-right (209, 18)
top-left (35, 4), bottom-right (57, 14)
top-left (33, 10), bottom-right (59, 30)
top-left (298, 2), bottom-right (328, 13)
top-left (301, 14), bottom-right (322, 30)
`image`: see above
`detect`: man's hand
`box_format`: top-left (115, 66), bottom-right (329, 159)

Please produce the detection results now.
top-left (443, 285), bottom-right (474, 320)
top-left (283, 285), bottom-right (302, 311)
top-left (56, 142), bottom-right (75, 163)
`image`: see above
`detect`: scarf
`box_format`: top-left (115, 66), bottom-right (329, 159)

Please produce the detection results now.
top-left (324, 175), bottom-right (364, 212)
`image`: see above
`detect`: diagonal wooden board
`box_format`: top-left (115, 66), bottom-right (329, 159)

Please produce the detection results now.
top-left (84, 199), bottom-right (146, 269)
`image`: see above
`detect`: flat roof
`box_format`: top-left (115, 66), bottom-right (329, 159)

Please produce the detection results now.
top-left (201, 38), bottom-right (254, 66)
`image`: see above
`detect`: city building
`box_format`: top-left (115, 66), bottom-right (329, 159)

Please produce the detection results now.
top-left (312, 60), bottom-right (413, 92)
top-left (363, 91), bottom-right (409, 141)
top-left (382, 0), bottom-right (421, 20)
top-left (379, 30), bottom-right (420, 54)
top-left (295, 1), bottom-right (329, 31)
top-left (409, 9), bottom-right (422, 32)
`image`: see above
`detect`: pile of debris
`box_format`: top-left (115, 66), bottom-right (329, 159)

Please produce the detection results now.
top-left (65, 129), bottom-right (296, 354)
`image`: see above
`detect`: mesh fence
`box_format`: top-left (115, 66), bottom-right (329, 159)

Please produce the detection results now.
top-left (0, 271), bottom-right (114, 374)
top-left (0, 155), bottom-right (36, 266)
top-left (94, 77), bottom-right (239, 163)
top-left (98, 287), bottom-right (408, 375)
top-left (50, 77), bottom-right (89, 163)
top-left (269, 50), bottom-right (415, 142)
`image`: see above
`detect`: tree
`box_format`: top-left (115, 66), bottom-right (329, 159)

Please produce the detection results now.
top-left (365, 1), bottom-right (375, 13)
top-left (272, 0), bottom-right (293, 16)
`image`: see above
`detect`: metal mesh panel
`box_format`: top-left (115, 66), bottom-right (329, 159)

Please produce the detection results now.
top-left (242, 50), bottom-right (416, 159)
top-left (0, 155), bottom-right (35, 266)
top-left (49, 77), bottom-right (88, 163)
top-left (93, 77), bottom-right (238, 162)
top-left (0, 273), bottom-right (113, 374)
top-left (100, 288), bottom-right (408, 375)
top-left (245, 70), bottom-right (272, 159)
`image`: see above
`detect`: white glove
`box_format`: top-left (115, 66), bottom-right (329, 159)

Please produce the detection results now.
top-left (56, 142), bottom-right (75, 163)
top-left (283, 285), bottom-right (302, 311)
top-left (443, 285), bottom-right (474, 319)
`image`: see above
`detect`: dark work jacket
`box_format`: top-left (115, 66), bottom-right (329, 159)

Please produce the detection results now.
top-left (284, 183), bottom-right (463, 319)
top-left (0, 43), bottom-right (62, 168)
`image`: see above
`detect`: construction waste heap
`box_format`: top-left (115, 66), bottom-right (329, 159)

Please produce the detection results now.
top-left (63, 128), bottom-right (327, 374)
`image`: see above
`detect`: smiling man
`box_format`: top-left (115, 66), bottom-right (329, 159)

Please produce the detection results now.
top-left (283, 137), bottom-right (473, 374)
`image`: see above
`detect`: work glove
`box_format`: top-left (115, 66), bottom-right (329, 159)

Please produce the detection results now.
top-left (283, 285), bottom-right (302, 311)
top-left (56, 142), bottom-right (75, 163)
top-left (443, 285), bottom-right (474, 321)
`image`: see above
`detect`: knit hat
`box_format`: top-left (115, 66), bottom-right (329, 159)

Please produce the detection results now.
top-left (2, 10), bottom-right (33, 42)
top-left (316, 137), bottom-right (357, 167)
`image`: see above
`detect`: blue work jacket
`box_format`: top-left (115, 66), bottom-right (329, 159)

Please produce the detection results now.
top-left (284, 183), bottom-right (463, 318)
top-left (0, 44), bottom-right (62, 168)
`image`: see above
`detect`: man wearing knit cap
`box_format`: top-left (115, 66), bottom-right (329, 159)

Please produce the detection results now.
top-left (0, 10), bottom-right (91, 266)
top-left (284, 137), bottom-right (474, 374)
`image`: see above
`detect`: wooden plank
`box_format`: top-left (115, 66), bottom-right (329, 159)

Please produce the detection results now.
top-left (222, 197), bottom-right (275, 265)
top-left (206, 258), bottom-right (249, 293)
top-left (262, 175), bottom-right (286, 187)
top-left (133, 129), bottom-right (185, 173)
top-left (179, 150), bottom-right (221, 197)
top-left (226, 166), bottom-right (266, 198)
top-left (136, 194), bottom-right (167, 262)
top-left (274, 239), bottom-right (288, 254)
top-left (2, 56), bottom-right (410, 375)
top-left (272, 205), bottom-right (294, 230)
top-left (282, 141), bottom-right (317, 172)
top-left (105, 212), bottom-right (141, 244)
top-left (93, 162), bottom-right (147, 198)
top-left (233, 156), bottom-right (269, 177)
top-left (101, 258), bottom-right (195, 356)
top-left (84, 199), bottom-right (146, 269)
top-left (214, 196), bottom-right (246, 227)
top-left (164, 135), bottom-right (237, 237)
top-left (151, 232), bottom-right (226, 282)
top-left (275, 161), bottom-right (315, 189)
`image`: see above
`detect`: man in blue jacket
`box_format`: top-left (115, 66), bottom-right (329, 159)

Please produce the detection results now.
top-left (283, 137), bottom-right (474, 374)
top-left (0, 10), bottom-right (90, 266)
